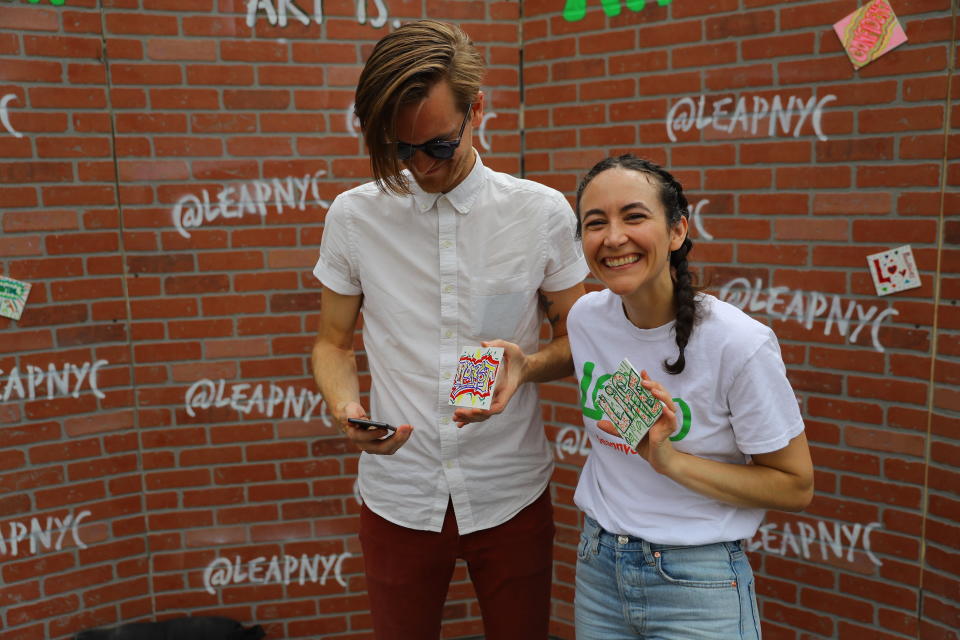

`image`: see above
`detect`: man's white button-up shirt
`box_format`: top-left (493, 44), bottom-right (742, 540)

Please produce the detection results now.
top-left (314, 152), bottom-right (588, 534)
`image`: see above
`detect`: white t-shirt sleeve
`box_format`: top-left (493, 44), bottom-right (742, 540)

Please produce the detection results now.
top-left (727, 333), bottom-right (805, 455)
top-left (313, 196), bottom-right (362, 296)
top-left (540, 191), bottom-right (589, 292)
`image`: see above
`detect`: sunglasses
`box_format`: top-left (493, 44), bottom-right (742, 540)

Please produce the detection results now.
top-left (395, 104), bottom-right (473, 161)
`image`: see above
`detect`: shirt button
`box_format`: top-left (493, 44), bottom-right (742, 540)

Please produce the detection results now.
top-left (443, 285), bottom-right (453, 293)
top-left (441, 240), bottom-right (452, 248)
top-left (617, 535), bottom-right (629, 545)
top-left (444, 329), bottom-right (453, 338)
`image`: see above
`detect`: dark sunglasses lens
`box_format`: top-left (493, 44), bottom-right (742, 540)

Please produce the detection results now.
top-left (396, 143), bottom-right (415, 160)
top-left (425, 142), bottom-right (456, 159)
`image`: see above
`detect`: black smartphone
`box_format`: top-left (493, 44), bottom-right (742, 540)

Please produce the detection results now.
top-left (347, 418), bottom-right (397, 432)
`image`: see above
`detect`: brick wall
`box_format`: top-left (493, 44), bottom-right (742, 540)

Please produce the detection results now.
top-left (0, 0), bottom-right (957, 638)
top-left (523, 1), bottom-right (958, 638)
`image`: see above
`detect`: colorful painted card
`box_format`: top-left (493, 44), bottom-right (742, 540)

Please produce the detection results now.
top-left (596, 358), bottom-right (662, 450)
top-left (867, 245), bottom-right (921, 296)
top-left (449, 346), bottom-right (504, 410)
top-left (0, 276), bottom-right (31, 321)
top-left (833, 0), bottom-right (907, 69)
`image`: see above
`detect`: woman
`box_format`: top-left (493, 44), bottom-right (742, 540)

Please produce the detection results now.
top-left (567, 155), bottom-right (813, 638)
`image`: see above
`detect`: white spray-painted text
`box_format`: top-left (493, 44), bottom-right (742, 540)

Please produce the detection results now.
top-left (2, 360), bottom-right (108, 403)
top-left (747, 519), bottom-right (882, 566)
top-left (0, 510), bottom-right (91, 557)
top-left (666, 94), bottom-right (837, 142)
top-left (555, 425), bottom-right (591, 461)
top-left (1, 94), bottom-right (23, 139)
top-left (171, 172), bottom-right (330, 239)
top-left (718, 278), bottom-right (898, 352)
top-left (203, 552), bottom-right (352, 594)
top-left (184, 379), bottom-right (330, 424)
top-left (245, 0), bottom-right (388, 29)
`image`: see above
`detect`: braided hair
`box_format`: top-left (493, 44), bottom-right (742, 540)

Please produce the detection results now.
top-left (575, 154), bottom-right (699, 375)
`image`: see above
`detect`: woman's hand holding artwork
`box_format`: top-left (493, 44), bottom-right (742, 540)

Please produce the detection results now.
top-left (596, 370), bottom-right (679, 475)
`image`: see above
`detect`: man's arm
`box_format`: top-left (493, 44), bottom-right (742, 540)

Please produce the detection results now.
top-left (521, 284), bottom-right (584, 383)
top-left (312, 287), bottom-right (413, 453)
top-left (453, 282), bottom-right (585, 425)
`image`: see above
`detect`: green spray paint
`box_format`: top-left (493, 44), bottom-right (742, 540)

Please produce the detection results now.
top-left (563, 0), bottom-right (672, 22)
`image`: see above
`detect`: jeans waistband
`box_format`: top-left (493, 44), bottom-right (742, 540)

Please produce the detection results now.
top-left (582, 515), bottom-right (742, 556)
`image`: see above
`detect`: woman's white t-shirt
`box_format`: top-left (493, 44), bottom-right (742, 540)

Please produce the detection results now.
top-left (568, 290), bottom-right (805, 545)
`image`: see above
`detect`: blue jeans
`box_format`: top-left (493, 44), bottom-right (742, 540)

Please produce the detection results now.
top-left (575, 516), bottom-right (761, 639)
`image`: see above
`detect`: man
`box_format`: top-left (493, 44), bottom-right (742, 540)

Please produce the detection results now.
top-left (311, 20), bottom-right (587, 640)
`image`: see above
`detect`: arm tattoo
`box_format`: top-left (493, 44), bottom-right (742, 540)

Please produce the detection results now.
top-left (538, 292), bottom-right (561, 327)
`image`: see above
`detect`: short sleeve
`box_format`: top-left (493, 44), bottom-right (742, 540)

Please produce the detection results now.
top-left (727, 334), bottom-right (805, 455)
top-left (313, 195), bottom-right (362, 295)
top-left (540, 191), bottom-right (589, 292)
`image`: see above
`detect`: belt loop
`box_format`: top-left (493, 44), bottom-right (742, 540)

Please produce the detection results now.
top-left (588, 517), bottom-right (601, 554)
top-left (642, 540), bottom-right (655, 566)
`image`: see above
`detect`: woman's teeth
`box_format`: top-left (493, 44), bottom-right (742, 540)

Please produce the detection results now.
top-left (604, 254), bottom-right (640, 268)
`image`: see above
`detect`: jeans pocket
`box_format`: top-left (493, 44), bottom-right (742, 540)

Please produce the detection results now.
top-left (654, 543), bottom-right (739, 588)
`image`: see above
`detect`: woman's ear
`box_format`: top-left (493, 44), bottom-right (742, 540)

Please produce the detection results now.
top-left (670, 215), bottom-right (689, 252)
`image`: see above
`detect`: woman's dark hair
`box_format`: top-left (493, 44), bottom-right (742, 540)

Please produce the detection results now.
top-left (575, 154), bottom-right (698, 375)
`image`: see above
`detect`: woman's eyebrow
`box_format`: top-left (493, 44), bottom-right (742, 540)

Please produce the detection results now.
top-left (620, 201), bottom-right (652, 214)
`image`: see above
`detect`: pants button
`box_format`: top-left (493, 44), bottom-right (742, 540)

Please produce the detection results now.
top-left (617, 535), bottom-right (629, 544)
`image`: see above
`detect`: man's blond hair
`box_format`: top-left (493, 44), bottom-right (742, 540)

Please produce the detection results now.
top-left (354, 20), bottom-right (484, 194)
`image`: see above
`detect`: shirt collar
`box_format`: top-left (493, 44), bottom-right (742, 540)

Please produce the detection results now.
top-left (409, 149), bottom-right (487, 215)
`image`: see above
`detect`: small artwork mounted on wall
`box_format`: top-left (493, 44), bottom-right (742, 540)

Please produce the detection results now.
top-left (867, 245), bottom-right (921, 297)
top-left (0, 276), bottom-right (31, 321)
top-left (449, 346), bottom-right (504, 410)
top-left (833, 0), bottom-right (907, 69)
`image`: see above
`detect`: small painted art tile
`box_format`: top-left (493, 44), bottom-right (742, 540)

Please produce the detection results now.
top-left (597, 358), bottom-right (662, 450)
top-left (833, 0), bottom-right (907, 69)
top-left (449, 346), bottom-right (504, 410)
top-left (0, 276), bottom-right (31, 321)
top-left (867, 245), bottom-right (921, 296)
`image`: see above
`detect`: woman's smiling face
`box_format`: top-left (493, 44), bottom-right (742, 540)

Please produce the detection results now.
top-left (578, 167), bottom-right (687, 299)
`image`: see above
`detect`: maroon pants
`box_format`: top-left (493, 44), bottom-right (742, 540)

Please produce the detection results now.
top-left (358, 489), bottom-right (555, 640)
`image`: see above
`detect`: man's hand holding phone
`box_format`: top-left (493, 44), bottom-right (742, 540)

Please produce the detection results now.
top-left (348, 418), bottom-right (397, 434)
top-left (337, 401), bottom-right (413, 455)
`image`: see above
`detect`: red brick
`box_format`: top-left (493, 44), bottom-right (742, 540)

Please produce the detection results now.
top-left (116, 113), bottom-right (187, 133)
top-left (146, 38), bottom-right (217, 61)
top-left (110, 63), bottom-right (182, 85)
top-left (0, 6), bottom-right (60, 31)
top-left (222, 39), bottom-right (288, 62)
top-left (258, 65), bottom-right (325, 85)
top-left (0, 59), bottom-right (63, 83)
top-left (36, 136), bottom-right (112, 159)
top-left (23, 35), bottom-right (102, 59)
top-left (223, 89), bottom-right (291, 110)
top-left (7, 594), bottom-right (80, 627)
top-left (105, 37), bottom-right (144, 60)
top-left (3, 210), bottom-right (78, 232)
top-left (861, 106), bottom-right (944, 133)
top-left (150, 87), bottom-right (220, 110)
top-left (105, 13), bottom-right (179, 35)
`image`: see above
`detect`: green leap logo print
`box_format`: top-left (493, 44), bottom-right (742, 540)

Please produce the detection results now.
top-left (579, 361), bottom-right (691, 441)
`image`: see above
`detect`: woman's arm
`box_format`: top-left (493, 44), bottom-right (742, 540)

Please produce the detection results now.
top-left (598, 371), bottom-right (814, 512)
